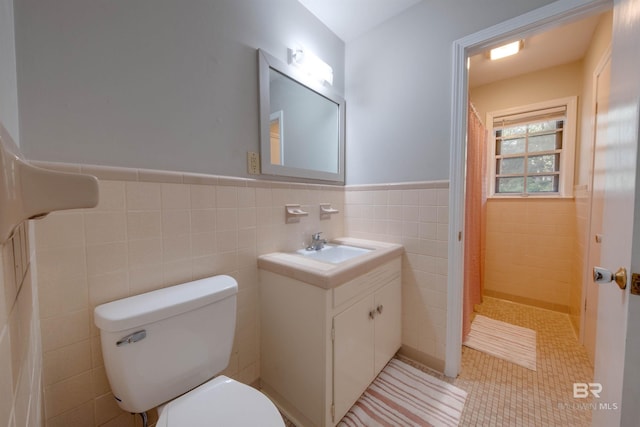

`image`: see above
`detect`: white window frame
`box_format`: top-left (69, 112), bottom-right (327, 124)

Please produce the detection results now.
top-left (486, 96), bottom-right (577, 198)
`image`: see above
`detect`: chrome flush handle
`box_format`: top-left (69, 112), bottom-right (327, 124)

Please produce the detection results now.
top-left (116, 330), bottom-right (147, 347)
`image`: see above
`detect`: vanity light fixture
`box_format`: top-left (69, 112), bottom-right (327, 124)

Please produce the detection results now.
top-left (288, 47), bottom-right (334, 86)
top-left (489, 40), bottom-right (523, 61)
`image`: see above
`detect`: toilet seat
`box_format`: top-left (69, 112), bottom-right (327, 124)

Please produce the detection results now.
top-left (156, 376), bottom-right (284, 427)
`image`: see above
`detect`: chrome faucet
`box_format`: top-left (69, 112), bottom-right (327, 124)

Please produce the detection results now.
top-left (307, 232), bottom-right (327, 251)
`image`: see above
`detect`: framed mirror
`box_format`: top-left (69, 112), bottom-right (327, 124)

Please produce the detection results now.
top-left (258, 49), bottom-right (345, 183)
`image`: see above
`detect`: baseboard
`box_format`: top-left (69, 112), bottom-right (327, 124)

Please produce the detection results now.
top-left (483, 290), bottom-right (570, 313)
top-left (258, 381), bottom-right (316, 427)
top-left (398, 345), bottom-right (446, 374)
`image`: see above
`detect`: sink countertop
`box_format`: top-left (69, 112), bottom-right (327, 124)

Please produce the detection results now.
top-left (257, 237), bottom-right (404, 289)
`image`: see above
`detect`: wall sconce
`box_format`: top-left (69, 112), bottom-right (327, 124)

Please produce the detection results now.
top-left (288, 47), bottom-right (334, 86)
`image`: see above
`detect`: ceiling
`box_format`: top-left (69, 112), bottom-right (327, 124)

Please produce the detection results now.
top-left (468, 13), bottom-right (602, 88)
top-left (297, 2), bottom-right (605, 90)
top-left (297, 0), bottom-right (422, 42)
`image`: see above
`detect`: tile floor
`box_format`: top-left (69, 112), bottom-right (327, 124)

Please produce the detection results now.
top-left (444, 297), bottom-right (594, 426)
top-left (285, 296), bottom-right (594, 426)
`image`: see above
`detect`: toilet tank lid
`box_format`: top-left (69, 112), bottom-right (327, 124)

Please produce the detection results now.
top-left (94, 275), bottom-right (238, 332)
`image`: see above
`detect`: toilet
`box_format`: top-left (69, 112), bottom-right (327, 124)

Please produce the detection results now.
top-left (94, 275), bottom-right (284, 426)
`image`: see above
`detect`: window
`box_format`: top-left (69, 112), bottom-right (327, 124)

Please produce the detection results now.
top-left (487, 97), bottom-right (577, 197)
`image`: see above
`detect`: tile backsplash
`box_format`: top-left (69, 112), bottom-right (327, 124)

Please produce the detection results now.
top-left (22, 161), bottom-right (450, 426)
top-left (344, 182), bottom-right (450, 370)
top-left (33, 163), bottom-right (344, 426)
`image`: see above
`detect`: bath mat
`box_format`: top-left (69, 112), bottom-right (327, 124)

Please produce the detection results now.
top-left (464, 315), bottom-right (537, 371)
top-left (338, 358), bottom-right (467, 427)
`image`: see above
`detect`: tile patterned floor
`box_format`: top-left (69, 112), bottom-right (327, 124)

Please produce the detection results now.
top-left (284, 297), bottom-right (594, 426)
top-left (406, 297), bottom-right (595, 427)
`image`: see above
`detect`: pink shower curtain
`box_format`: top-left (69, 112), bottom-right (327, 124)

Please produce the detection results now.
top-left (463, 102), bottom-right (487, 339)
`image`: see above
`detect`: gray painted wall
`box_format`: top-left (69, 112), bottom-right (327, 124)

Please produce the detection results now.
top-left (345, 0), bottom-right (557, 184)
top-left (15, 0), bottom-right (561, 184)
top-left (0, 0), bottom-right (19, 143)
top-left (15, 0), bottom-right (344, 178)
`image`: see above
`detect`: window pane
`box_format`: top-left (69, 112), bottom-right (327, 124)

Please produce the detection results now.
top-left (527, 119), bottom-right (562, 133)
top-left (500, 125), bottom-right (527, 137)
top-left (497, 177), bottom-right (524, 193)
top-left (528, 154), bottom-right (560, 173)
top-left (529, 133), bottom-right (562, 152)
top-left (497, 138), bottom-right (525, 155)
top-left (527, 175), bottom-right (559, 193)
top-left (497, 157), bottom-right (525, 174)
top-left (492, 110), bottom-right (568, 197)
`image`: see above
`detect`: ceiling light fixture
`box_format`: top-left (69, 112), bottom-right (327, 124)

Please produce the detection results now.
top-left (489, 40), bottom-right (523, 61)
top-left (288, 47), bottom-right (334, 86)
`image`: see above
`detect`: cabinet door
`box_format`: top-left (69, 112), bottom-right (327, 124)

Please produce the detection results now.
top-left (333, 295), bottom-right (375, 422)
top-left (374, 278), bottom-right (402, 374)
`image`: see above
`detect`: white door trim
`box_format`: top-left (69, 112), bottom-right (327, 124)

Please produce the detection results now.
top-left (445, 0), bottom-right (613, 378)
top-left (580, 45), bottom-right (611, 349)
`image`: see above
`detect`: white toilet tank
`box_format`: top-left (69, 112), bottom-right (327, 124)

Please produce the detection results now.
top-left (94, 275), bottom-right (238, 414)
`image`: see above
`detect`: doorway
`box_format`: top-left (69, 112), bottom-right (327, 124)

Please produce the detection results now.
top-left (463, 12), bottom-right (611, 367)
top-left (445, 0), bottom-right (613, 379)
top-left (449, 0), bottom-right (640, 424)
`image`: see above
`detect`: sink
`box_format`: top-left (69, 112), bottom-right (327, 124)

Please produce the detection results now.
top-left (258, 237), bottom-right (404, 288)
top-left (295, 244), bottom-right (372, 264)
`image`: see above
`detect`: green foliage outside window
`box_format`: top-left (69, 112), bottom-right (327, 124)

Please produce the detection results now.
top-left (495, 119), bottom-right (563, 195)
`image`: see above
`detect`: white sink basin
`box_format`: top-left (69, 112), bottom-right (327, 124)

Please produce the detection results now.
top-left (258, 237), bottom-right (404, 288)
top-left (295, 244), bottom-right (372, 264)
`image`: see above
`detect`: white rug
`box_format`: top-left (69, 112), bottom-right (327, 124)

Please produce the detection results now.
top-left (464, 315), bottom-right (537, 371)
top-left (338, 359), bottom-right (467, 427)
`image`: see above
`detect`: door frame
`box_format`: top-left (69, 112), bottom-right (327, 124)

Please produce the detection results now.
top-left (580, 46), bottom-right (611, 354)
top-left (445, 0), bottom-right (613, 377)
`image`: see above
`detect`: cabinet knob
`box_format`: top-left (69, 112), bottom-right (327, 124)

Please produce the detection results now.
top-left (376, 304), bottom-right (383, 314)
top-left (369, 310), bottom-right (376, 320)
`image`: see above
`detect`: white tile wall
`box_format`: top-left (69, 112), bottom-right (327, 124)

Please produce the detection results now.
top-left (0, 222), bottom-right (43, 427)
top-left (27, 161), bottom-right (451, 425)
top-left (344, 183), bottom-right (449, 366)
top-left (34, 172), bottom-right (344, 426)
top-left (4, 157), bottom-right (594, 427)
top-left (484, 198), bottom-right (576, 312)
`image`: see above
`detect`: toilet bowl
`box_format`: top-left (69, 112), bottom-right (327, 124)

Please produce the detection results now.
top-left (156, 376), bottom-right (283, 427)
top-left (94, 275), bottom-right (284, 426)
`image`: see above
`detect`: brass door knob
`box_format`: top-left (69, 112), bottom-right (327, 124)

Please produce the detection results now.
top-left (593, 266), bottom-right (627, 290)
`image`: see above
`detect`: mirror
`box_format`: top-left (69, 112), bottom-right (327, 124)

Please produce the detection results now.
top-left (258, 49), bottom-right (345, 183)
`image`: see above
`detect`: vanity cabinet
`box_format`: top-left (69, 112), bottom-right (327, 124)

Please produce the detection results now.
top-left (259, 257), bottom-right (401, 427)
top-left (333, 277), bottom-right (401, 420)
